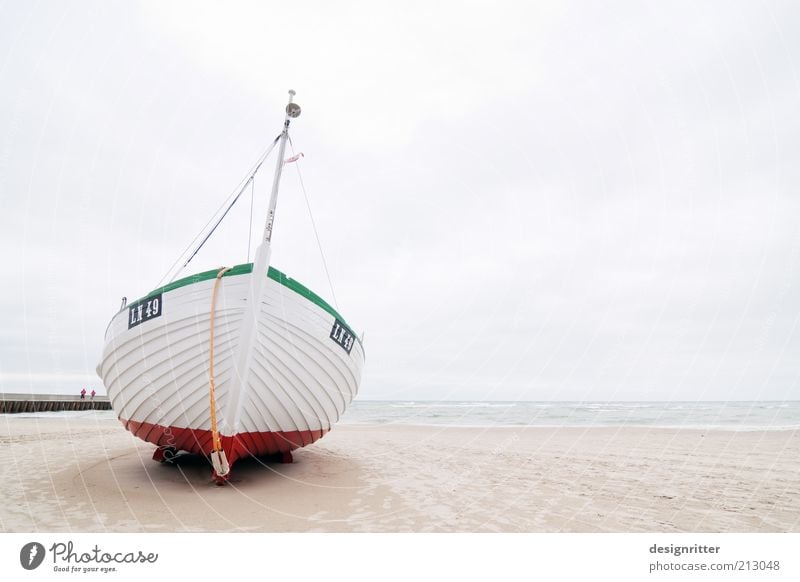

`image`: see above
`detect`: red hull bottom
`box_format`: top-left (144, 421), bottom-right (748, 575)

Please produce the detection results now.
top-left (123, 419), bottom-right (328, 468)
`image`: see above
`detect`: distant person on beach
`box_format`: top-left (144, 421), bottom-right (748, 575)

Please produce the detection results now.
top-left (90, 389), bottom-right (96, 400)
top-left (80, 388), bottom-right (86, 399)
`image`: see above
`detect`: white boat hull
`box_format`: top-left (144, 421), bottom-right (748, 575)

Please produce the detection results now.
top-left (97, 263), bottom-right (364, 468)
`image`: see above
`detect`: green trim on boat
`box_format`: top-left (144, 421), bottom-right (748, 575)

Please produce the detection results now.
top-left (142, 263), bottom-right (255, 299)
top-left (265, 267), bottom-right (353, 332)
top-left (133, 262), bottom-right (361, 344)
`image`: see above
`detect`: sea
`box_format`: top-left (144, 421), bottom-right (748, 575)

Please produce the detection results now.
top-left (339, 400), bottom-right (800, 431)
top-left (5, 401), bottom-right (800, 431)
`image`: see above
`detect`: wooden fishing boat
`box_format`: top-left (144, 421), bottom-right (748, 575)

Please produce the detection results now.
top-left (96, 91), bottom-right (364, 483)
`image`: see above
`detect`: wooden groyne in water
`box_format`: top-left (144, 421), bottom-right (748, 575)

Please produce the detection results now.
top-left (0, 393), bottom-right (111, 413)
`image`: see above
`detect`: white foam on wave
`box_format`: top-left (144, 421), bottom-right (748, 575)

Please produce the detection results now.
top-left (388, 402), bottom-right (517, 409)
top-left (1, 410), bottom-right (115, 420)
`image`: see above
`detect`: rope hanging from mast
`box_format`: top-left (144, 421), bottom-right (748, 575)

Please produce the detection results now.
top-left (287, 135), bottom-right (340, 311)
top-left (247, 175), bottom-right (255, 262)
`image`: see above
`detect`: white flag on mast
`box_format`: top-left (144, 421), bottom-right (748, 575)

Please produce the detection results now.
top-left (284, 152), bottom-right (304, 164)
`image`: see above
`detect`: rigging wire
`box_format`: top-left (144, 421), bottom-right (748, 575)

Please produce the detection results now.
top-left (288, 135), bottom-right (339, 311)
top-left (178, 174), bottom-right (253, 273)
top-left (247, 175), bottom-right (255, 262)
top-left (156, 134), bottom-right (281, 286)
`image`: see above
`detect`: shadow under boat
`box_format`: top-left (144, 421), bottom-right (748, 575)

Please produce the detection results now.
top-left (152, 450), bottom-right (299, 485)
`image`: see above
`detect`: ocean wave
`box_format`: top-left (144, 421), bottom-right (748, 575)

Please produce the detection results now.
top-left (387, 402), bottom-right (517, 409)
top-left (2, 410), bottom-right (115, 419)
top-left (341, 420), bottom-right (800, 432)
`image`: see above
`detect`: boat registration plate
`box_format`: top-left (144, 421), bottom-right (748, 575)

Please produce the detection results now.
top-left (128, 294), bottom-right (163, 329)
top-left (330, 319), bottom-right (355, 354)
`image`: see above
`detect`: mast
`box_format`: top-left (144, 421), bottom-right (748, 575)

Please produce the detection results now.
top-left (263, 89), bottom-right (300, 246)
top-left (225, 90), bottom-right (301, 437)
top-left (248, 90), bottom-right (300, 285)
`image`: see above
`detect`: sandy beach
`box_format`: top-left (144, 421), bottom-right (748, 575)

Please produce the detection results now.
top-left (1, 415), bottom-right (798, 532)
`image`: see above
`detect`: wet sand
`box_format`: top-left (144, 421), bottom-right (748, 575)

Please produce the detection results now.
top-left (1, 415), bottom-right (798, 532)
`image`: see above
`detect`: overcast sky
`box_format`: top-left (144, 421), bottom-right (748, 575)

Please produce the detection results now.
top-left (1, 0), bottom-right (799, 401)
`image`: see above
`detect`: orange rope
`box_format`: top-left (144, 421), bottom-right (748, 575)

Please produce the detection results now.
top-left (209, 266), bottom-right (232, 453)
